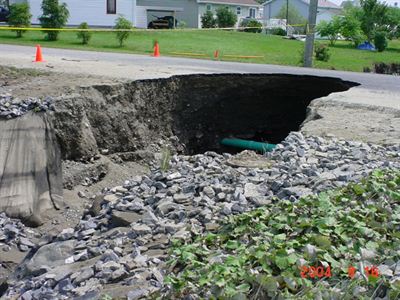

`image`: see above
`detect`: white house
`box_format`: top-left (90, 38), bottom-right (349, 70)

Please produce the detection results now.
top-left (263, 0), bottom-right (342, 25)
top-left (12, 0), bottom-right (261, 28)
top-left (197, 0), bottom-right (262, 27)
top-left (11, 0), bottom-right (137, 26)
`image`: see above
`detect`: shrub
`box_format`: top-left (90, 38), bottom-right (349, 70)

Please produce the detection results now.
top-left (269, 27), bottom-right (286, 36)
top-left (114, 16), bottom-right (132, 47)
top-left (240, 19), bottom-right (262, 33)
top-left (314, 44), bottom-right (330, 62)
top-left (216, 6), bottom-right (237, 28)
top-left (374, 31), bottom-right (387, 52)
top-left (201, 10), bottom-right (216, 28)
top-left (372, 62), bottom-right (400, 75)
top-left (76, 22), bottom-right (91, 44)
top-left (8, 3), bottom-right (31, 38)
top-left (316, 16), bottom-right (341, 46)
top-left (340, 13), bottom-right (365, 47)
top-left (39, 0), bottom-right (69, 41)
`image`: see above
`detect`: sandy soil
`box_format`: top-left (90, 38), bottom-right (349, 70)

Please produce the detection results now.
top-left (0, 65), bottom-right (122, 99)
top-left (301, 89), bottom-right (400, 145)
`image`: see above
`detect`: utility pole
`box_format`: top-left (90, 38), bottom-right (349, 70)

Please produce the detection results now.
top-left (303, 0), bottom-right (318, 67)
top-left (286, 0), bottom-right (289, 34)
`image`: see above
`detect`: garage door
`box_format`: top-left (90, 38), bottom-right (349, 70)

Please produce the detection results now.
top-left (136, 6), bottom-right (148, 28)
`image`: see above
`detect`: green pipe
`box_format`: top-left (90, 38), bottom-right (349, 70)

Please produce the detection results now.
top-left (221, 138), bottom-right (276, 152)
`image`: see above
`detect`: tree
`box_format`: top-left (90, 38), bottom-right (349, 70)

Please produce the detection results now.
top-left (8, 3), bottom-right (31, 38)
top-left (275, 4), bottom-right (307, 27)
top-left (76, 22), bottom-right (91, 44)
top-left (387, 7), bottom-right (400, 39)
top-left (359, 0), bottom-right (388, 41)
top-left (275, 4), bottom-right (307, 33)
top-left (340, 12), bottom-right (365, 47)
top-left (201, 10), bottom-right (216, 28)
top-left (39, 0), bottom-right (69, 41)
top-left (216, 6), bottom-right (237, 28)
top-left (316, 16), bottom-right (341, 45)
top-left (114, 16), bottom-right (132, 47)
top-left (341, 0), bottom-right (356, 10)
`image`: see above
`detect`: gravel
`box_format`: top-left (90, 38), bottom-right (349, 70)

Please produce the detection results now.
top-left (0, 93), bottom-right (54, 119)
top-left (0, 213), bottom-right (38, 252)
top-left (3, 132), bottom-right (400, 299)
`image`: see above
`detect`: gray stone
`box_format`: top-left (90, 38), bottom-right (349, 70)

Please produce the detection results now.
top-left (216, 192), bottom-right (226, 201)
top-left (103, 194), bottom-right (119, 204)
top-left (244, 183), bottom-right (262, 198)
top-left (127, 289), bottom-right (148, 300)
top-left (281, 186), bottom-right (312, 199)
top-left (173, 193), bottom-right (190, 204)
top-left (221, 203), bottom-right (233, 215)
top-left (112, 211), bottom-right (142, 227)
top-left (202, 186), bottom-right (215, 198)
top-left (141, 210), bottom-right (159, 225)
top-left (296, 148), bottom-right (306, 157)
top-left (378, 265), bottom-right (393, 277)
top-left (173, 228), bottom-right (191, 240)
top-left (132, 224), bottom-right (152, 235)
top-left (156, 200), bottom-right (176, 215)
top-left (26, 240), bottom-right (77, 275)
top-left (167, 172), bottom-right (182, 180)
top-left (72, 267), bottom-right (94, 284)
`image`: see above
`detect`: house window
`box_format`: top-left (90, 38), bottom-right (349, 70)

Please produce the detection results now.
top-left (249, 8), bottom-right (256, 18)
top-left (237, 6), bottom-right (241, 15)
top-left (206, 4), bottom-right (212, 11)
top-left (107, 0), bottom-right (116, 14)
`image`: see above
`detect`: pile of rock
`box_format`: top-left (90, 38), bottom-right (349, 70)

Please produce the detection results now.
top-left (3, 132), bottom-right (400, 299)
top-left (0, 213), bottom-right (37, 253)
top-left (0, 94), bottom-right (54, 119)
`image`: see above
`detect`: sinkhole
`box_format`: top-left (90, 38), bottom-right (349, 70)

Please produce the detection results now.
top-left (51, 74), bottom-right (359, 159)
top-left (169, 74), bottom-right (358, 154)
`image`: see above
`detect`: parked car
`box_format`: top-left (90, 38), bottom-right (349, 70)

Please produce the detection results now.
top-left (0, 6), bottom-right (9, 22)
top-left (148, 16), bottom-right (178, 29)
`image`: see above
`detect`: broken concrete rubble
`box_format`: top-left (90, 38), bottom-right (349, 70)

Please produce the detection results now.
top-left (2, 132), bottom-right (399, 299)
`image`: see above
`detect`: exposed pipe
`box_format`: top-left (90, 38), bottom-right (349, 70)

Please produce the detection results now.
top-left (220, 138), bottom-right (276, 152)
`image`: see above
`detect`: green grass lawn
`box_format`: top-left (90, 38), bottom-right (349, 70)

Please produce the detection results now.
top-left (0, 29), bottom-right (399, 72)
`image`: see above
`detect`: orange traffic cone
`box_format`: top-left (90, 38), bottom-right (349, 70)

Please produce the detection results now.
top-left (153, 42), bottom-right (160, 57)
top-left (34, 45), bottom-right (45, 62)
top-left (214, 50), bottom-right (219, 59)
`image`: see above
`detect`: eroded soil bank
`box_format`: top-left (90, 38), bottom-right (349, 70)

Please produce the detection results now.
top-left (49, 74), bottom-right (357, 160)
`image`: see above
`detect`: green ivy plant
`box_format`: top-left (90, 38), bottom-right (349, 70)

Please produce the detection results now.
top-left (165, 169), bottom-right (400, 299)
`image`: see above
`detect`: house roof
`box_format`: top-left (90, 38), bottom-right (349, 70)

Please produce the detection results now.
top-left (310, 0), bottom-right (341, 9)
top-left (198, 0), bottom-right (261, 6)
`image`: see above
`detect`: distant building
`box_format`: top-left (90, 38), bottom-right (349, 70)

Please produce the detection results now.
top-left (263, 0), bottom-right (342, 25)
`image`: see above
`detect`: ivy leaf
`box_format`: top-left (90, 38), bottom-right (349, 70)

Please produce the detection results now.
top-left (275, 255), bottom-right (288, 269)
top-left (353, 184), bottom-right (366, 195)
top-left (314, 235), bottom-right (331, 249)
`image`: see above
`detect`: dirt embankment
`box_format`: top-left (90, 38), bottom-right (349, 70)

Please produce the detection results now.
top-left (48, 73), bottom-right (356, 160)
